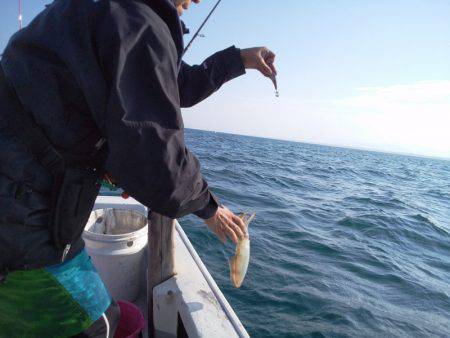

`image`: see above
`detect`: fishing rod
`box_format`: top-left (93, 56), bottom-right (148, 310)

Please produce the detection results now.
top-left (181, 0), bottom-right (279, 96)
top-left (183, 0), bottom-right (224, 56)
top-left (18, 0), bottom-right (23, 30)
top-left (0, 0), bottom-right (22, 58)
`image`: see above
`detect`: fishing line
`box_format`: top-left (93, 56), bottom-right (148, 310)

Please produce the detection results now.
top-left (183, 0), bottom-right (224, 56)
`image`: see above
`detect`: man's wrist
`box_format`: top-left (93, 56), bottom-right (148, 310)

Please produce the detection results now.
top-left (194, 192), bottom-right (219, 219)
top-left (221, 46), bottom-right (246, 80)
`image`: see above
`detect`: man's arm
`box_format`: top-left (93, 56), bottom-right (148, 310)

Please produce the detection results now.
top-left (95, 3), bottom-right (217, 219)
top-left (178, 46), bottom-right (246, 107)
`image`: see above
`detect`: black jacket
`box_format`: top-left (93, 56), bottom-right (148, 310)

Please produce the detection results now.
top-left (0, 0), bottom-right (245, 270)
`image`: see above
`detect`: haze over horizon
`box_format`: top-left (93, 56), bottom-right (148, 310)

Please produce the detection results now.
top-left (187, 127), bottom-right (450, 161)
top-left (1, 1), bottom-right (449, 159)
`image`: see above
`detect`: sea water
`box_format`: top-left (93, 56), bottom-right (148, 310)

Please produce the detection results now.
top-left (182, 129), bottom-right (450, 337)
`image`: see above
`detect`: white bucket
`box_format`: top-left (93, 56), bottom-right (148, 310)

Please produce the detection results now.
top-left (83, 208), bottom-right (148, 302)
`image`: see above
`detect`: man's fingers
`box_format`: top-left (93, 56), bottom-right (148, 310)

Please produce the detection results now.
top-left (221, 214), bottom-right (243, 238)
top-left (269, 63), bottom-right (277, 76)
top-left (219, 214), bottom-right (243, 243)
top-left (258, 60), bottom-right (273, 77)
top-left (262, 49), bottom-right (276, 62)
top-left (222, 221), bottom-right (238, 244)
top-left (266, 50), bottom-right (276, 60)
top-left (205, 206), bottom-right (252, 245)
top-left (216, 229), bottom-right (227, 244)
top-left (226, 215), bottom-right (246, 240)
top-left (232, 214), bottom-right (248, 235)
top-left (262, 48), bottom-right (277, 76)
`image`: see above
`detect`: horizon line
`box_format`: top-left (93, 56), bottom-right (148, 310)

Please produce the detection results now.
top-left (186, 128), bottom-right (450, 162)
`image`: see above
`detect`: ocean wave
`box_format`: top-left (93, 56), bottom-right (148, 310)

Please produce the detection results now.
top-left (184, 129), bottom-right (450, 337)
top-left (342, 196), bottom-right (409, 210)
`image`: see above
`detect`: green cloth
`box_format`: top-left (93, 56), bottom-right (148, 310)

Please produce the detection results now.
top-left (0, 268), bottom-right (92, 337)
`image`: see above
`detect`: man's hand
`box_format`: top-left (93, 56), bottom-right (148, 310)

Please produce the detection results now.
top-left (204, 206), bottom-right (248, 244)
top-left (241, 47), bottom-right (277, 78)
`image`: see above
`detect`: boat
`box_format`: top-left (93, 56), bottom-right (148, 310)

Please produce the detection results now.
top-left (90, 194), bottom-right (250, 338)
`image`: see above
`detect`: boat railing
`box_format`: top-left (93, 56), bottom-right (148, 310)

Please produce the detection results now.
top-left (148, 213), bottom-right (249, 338)
top-left (94, 196), bottom-right (249, 338)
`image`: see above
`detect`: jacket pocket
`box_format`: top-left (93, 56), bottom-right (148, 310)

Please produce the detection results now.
top-left (52, 168), bottom-right (101, 249)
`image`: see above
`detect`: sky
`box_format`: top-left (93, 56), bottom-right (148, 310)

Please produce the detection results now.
top-left (1, 1), bottom-right (449, 159)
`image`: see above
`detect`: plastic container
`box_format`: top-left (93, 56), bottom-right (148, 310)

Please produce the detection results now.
top-left (83, 208), bottom-right (148, 301)
top-left (114, 300), bottom-right (146, 338)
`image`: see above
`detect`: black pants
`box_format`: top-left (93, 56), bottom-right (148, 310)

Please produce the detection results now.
top-left (72, 301), bottom-right (121, 338)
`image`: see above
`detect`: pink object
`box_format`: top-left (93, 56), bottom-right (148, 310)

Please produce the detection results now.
top-left (114, 300), bottom-right (146, 338)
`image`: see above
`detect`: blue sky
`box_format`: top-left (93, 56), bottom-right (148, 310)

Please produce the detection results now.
top-left (1, 1), bottom-right (449, 158)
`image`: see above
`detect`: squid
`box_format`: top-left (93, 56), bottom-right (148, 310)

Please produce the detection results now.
top-left (229, 212), bottom-right (256, 288)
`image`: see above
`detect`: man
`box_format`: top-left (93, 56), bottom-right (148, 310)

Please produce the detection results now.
top-left (0, 0), bottom-right (276, 336)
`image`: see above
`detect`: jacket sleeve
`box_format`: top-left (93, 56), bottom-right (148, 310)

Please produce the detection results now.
top-left (178, 46), bottom-right (246, 108)
top-left (95, 5), bottom-right (218, 219)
